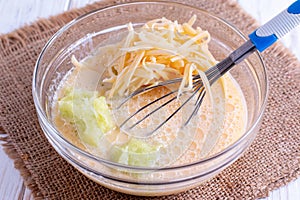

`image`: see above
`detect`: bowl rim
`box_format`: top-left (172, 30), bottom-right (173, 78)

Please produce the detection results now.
top-left (32, 0), bottom-right (269, 171)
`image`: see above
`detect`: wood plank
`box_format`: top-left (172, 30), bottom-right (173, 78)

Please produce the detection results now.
top-left (0, 146), bottom-right (25, 200)
top-left (0, 0), bottom-right (67, 34)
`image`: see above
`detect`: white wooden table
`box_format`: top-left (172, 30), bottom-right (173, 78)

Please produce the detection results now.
top-left (0, 0), bottom-right (299, 199)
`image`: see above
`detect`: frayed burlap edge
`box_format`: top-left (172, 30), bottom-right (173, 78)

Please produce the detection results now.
top-left (0, 127), bottom-right (43, 199)
top-left (0, 0), bottom-right (299, 199)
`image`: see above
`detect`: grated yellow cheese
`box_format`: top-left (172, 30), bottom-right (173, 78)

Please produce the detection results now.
top-left (71, 16), bottom-right (218, 100)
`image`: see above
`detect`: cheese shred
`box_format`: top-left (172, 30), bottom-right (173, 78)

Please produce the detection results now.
top-left (72, 16), bottom-right (218, 101)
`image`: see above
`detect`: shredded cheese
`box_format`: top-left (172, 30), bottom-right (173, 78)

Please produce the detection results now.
top-left (71, 16), bottom-right (218, 102)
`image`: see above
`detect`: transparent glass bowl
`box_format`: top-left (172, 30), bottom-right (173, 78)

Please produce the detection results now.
top-left (32, 1), bottom-right (268, 196)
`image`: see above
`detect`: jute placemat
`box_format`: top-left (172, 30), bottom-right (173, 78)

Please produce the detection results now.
top-left (0, 0), bottom-right (299, 199)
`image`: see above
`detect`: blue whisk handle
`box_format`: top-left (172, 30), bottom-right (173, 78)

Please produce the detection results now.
top-left (249, 0), bottom-right (300, 52)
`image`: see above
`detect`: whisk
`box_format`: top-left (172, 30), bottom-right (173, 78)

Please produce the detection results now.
top-left (117, 1), bottom-right (300, 135)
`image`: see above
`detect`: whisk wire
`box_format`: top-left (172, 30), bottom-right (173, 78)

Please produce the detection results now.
top-left (119, 89), bottom-right (178, 128)
top-left (119, 62), bottom-right (223, 133)
top-left (137, 83), bottom-right (205, 135)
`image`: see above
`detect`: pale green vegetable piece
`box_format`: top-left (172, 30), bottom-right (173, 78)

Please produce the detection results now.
top-left (58, 89), bottom-right (114, 147)
top-left (94, 96), bottom-right (115, 133)
top-left (111, 138), bottom-right (159, 167)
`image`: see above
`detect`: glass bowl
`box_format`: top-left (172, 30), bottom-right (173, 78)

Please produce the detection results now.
top-left (32, 1), bottom-right (268, 196)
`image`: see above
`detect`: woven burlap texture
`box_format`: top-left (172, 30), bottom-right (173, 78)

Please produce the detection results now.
top-left (0, 0), bottom-right (299, 199)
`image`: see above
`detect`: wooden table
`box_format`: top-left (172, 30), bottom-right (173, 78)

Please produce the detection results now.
top-left (0, 0), bottom-right (299, 199)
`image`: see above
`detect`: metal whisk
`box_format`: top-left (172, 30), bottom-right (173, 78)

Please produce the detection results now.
top-left (117, 1), bottom-right (300, 135)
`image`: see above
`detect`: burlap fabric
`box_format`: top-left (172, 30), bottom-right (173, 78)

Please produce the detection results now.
top-left (0, 0), bottom-right (299, 199)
